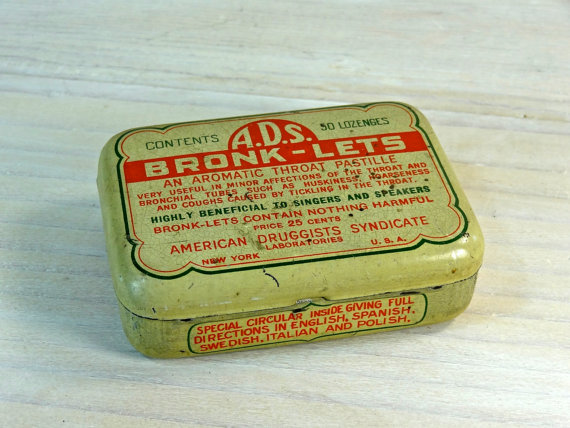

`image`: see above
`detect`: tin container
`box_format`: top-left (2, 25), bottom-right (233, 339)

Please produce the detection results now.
top-left (97, 102), bottom-right (484, 357)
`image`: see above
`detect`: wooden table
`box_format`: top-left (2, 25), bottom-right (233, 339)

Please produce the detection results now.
top-left (1, 1), bottom-right (568, 426)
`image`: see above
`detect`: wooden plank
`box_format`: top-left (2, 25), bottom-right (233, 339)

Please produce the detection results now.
top-left (1, 0), bottom-right (568, 425)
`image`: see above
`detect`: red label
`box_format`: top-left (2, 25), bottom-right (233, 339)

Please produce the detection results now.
top-left (115, 103), bottom-right (466, 277)
top-left (188, 294), bottom-right (428, 354)
top-left (123, 129), bottom-right (427, 183)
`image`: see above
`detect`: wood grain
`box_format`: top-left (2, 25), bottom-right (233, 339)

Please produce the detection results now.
top-left (1, 0), bottom-right (568, 426)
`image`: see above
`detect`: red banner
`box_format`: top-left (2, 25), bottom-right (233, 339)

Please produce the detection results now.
top-left (123, 131), bottom-right (427, 184)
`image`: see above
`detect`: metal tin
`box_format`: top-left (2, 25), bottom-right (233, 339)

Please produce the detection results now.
top-left (97, 102), bottom-right (484, 357)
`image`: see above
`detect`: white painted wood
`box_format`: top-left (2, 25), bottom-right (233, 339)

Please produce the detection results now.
top-left (1, 1), bottom-right (568, 426)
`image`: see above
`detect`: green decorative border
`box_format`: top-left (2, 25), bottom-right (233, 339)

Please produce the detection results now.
top-left (113, 102), bottom-right (468, 279)
top-left (187, 293), bottom-right (428, 354)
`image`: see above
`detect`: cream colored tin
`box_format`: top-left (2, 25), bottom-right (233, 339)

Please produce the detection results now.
top-left (97, 102), bottom-right (484, 357)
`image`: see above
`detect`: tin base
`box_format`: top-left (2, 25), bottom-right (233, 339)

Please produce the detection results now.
top-left (118, 273), bottom-right (477, 358)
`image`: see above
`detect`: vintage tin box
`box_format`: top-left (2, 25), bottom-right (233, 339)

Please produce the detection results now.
top-left (97, 102), bottom-right (484, 357)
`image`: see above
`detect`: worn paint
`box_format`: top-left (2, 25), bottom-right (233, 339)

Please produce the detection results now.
top-left (98, 102), bottom-right (484, 357)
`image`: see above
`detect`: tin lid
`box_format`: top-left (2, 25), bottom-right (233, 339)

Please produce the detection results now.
top-left (97, 102), bottom-right (483, 320)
